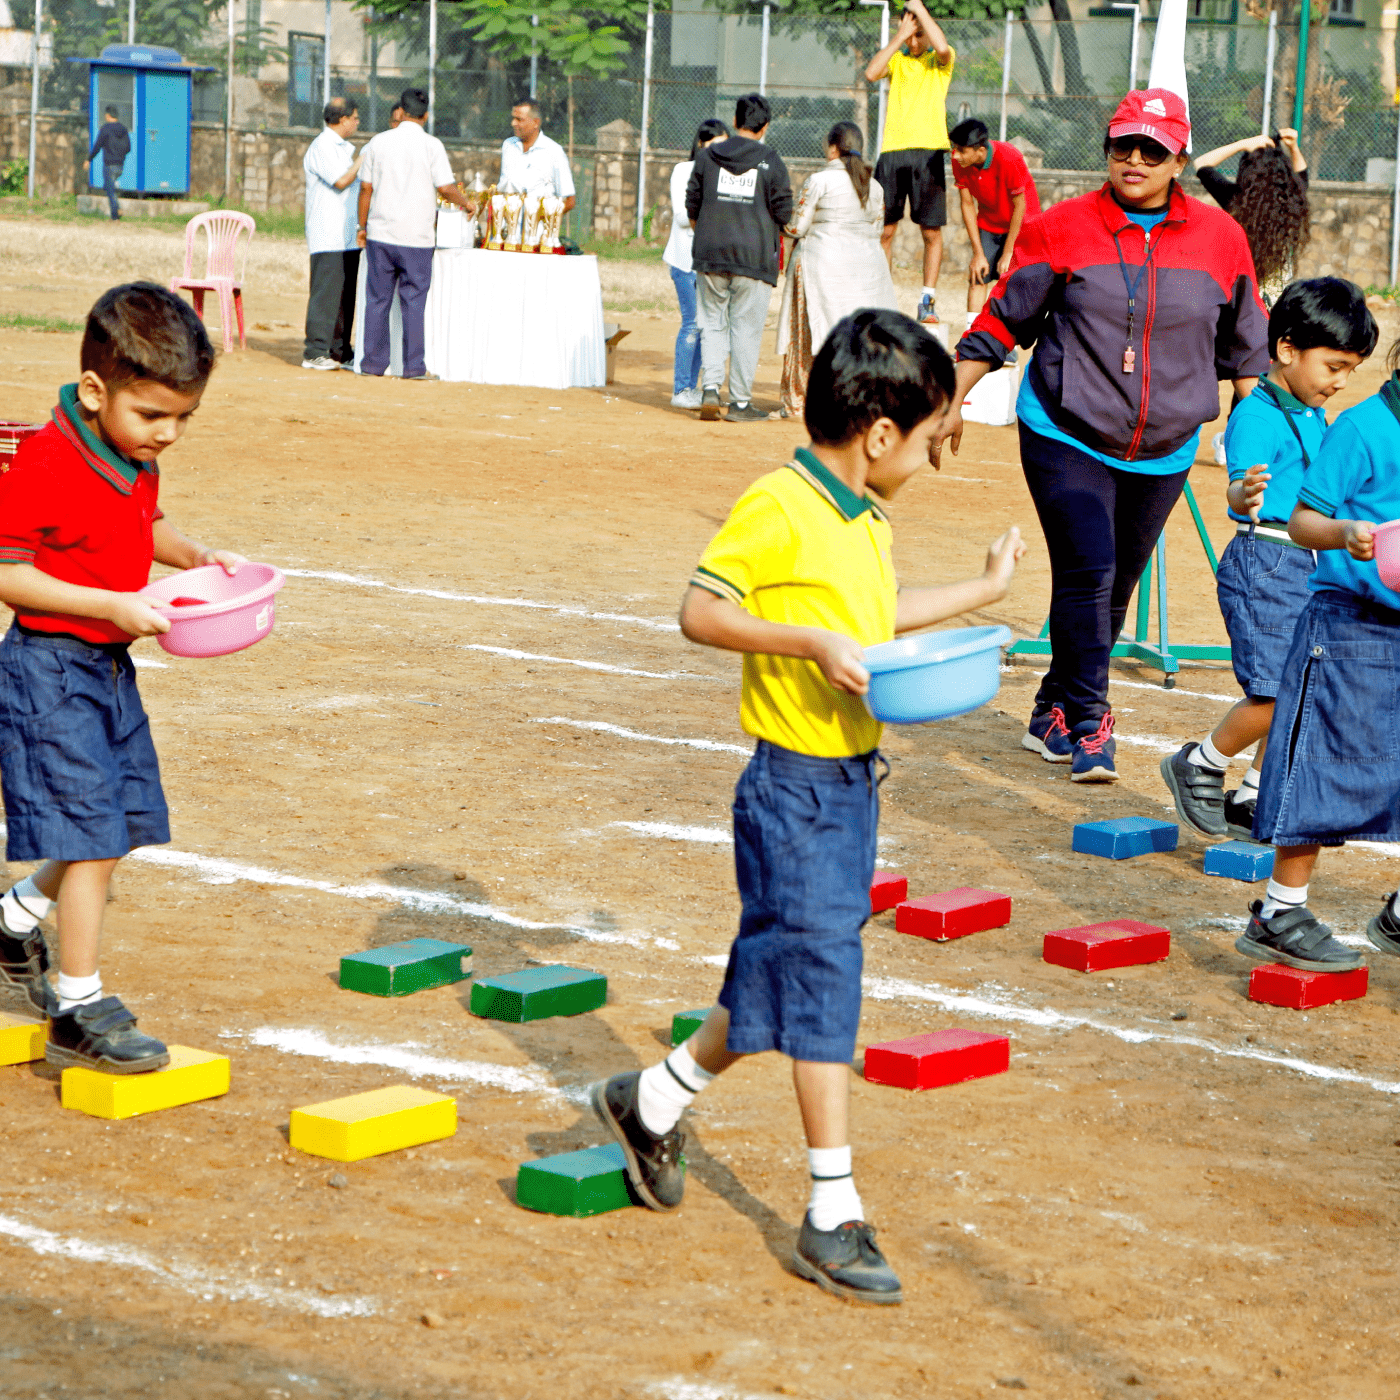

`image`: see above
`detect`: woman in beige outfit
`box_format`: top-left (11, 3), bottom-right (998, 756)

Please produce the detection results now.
top-left (775, 121), bottom-right (899, 418)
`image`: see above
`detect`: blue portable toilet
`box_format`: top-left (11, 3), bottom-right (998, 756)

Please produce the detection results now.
top-left (70, 45), bottom-right (216, 198)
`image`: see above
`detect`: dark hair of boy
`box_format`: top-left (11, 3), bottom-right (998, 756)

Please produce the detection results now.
top-left (734, 92), bottom-right (772, 134)
top-left (399, 87), bottom-right (429, 119)
top-left (81, 282), bottom-right (216, 394)
top-left (948, 117), bottom-right (990, 151)
top-left (805, 308), bottom-right (955, 447)
top-left (690, 117), bottom-right (729, 161)
top-left (104, 104), bottom-right (119, 119)
top-left (323, 95), bottom-right (357, 124)
top-left (826, 120), bottom-right (871, 206)
top-left (1267, 277), bottom-right (1378, 362)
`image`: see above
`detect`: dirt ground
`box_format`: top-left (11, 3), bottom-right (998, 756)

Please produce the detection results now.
top-left (0, 228), bottom-right (1398, 1400)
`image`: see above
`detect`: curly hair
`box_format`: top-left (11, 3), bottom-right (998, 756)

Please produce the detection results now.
top-left (1231, 142), bottom-right (1310, 285)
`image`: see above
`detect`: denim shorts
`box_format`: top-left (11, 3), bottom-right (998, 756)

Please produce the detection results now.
top-left (0, 625), bottom-right (169, 861)
top-left (717, 740), bottom-right (881, 1064)
top-left (1255, 590), bottom-right (1400, 847)
top-left (1216, 530), bottom-right (1314, 699)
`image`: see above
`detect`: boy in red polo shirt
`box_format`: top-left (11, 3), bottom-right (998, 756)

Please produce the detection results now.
top-left (0, 282), bottom-right (244, 1073)
top-left (949, 118), bottom-right (1041, 318)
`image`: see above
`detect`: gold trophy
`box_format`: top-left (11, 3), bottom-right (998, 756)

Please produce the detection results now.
top-left (503, 191), bottom-right (525, 252)
top-left (540, 194), bottom-right (565, 253)
top-left (486, 189), bottom-right (506, 250)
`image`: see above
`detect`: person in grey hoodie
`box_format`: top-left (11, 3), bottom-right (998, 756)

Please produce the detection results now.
top-left (686, 93), bottom-right (793, 422)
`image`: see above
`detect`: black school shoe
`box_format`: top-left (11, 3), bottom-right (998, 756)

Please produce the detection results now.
top-left (590, 1072), bottom-right (685, 1211)
top-left (1367, 893), bottom-right (1400, 958)
top-left (1224, 789), bottom-right (1258, 841)
top-left (792, 1214), bottom-right (903, 1305)
top-left (46, 997), bottom-right (169, 1074)
top-left (0, 914), bottom-right (56, 1018)
top-left (1159, 744), bottom-right (1227, 837)
top-left (1235, 902), bottom-right (1364, 973)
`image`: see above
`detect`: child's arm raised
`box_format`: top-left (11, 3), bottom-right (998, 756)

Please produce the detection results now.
top-left (151, 518), bottom-right (246, 575)
top-left (893, 527), bottom-right (1024, 634)
top-left (0, 563), bottom-right (170, 636)
top-left (1289, 504), bottom-right (1375, 559)
top-left (680, 586), bottom-right (872, 695)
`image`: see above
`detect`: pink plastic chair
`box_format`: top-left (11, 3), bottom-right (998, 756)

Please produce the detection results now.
top-left (170, 211), bottom-right (256, 352)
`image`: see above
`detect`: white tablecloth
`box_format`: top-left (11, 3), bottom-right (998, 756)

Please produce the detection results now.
top-left (352, 247), bottom-right (606, 389)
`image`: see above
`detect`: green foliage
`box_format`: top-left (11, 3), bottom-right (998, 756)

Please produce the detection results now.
top-left (0, 159), bottom-right (26, 196)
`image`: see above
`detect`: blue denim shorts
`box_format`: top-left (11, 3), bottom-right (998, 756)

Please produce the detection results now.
top-left (1216, 530), bottom-right (1314, 700)
top-left (717, 740), bottom-right (881, 1064)
top-left (0, 625), bottom-right (170, 861)
top-left (1255, 590), bottom-right (1400, 847)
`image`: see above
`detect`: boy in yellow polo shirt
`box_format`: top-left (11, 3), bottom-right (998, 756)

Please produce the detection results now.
top-left (592, 308), bottom-right (1023, 1304)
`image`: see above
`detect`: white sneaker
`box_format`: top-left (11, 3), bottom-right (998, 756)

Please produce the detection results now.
top-left (301, 356), bottom-right (340, 371)
top-left (1212, 431), bottom-right (1226, 466)
top-left (671, 388), bottom-right (702, 409)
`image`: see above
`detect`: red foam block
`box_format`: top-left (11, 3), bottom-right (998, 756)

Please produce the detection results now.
top-left (870, 871), bottom-right (908, 915)
top-left (895, 888), bottom-right (1011, 941)
top-left (1043, 919), bottom-right (1171, 973)
top-left (864, 1028), bottom-right (1010, 1090)
top-left (1249, 963), bottom-right (1369, 1009)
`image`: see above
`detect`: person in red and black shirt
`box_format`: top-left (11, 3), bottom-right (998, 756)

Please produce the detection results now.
top-left (938, 89), bottom-right (1268, 782)
top-left (0, 283), bottom-right (245, 1074)
top-left (949, 118), bottom-right (1041, 318)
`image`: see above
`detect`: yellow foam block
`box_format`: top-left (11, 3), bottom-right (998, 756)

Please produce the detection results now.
top-left (61, 1045), bottom-right (230, 1120)
top-left (0, 1012), bottom-right (45, 1066)
top-left (289, 1084), bottom-right (456, 1162)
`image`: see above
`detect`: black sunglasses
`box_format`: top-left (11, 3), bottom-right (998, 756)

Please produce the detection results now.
top-left (1108, 135), bottom-right (1173, 167)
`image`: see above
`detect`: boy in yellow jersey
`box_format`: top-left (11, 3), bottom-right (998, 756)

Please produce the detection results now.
top-left (592, 308), bottom-right (1023, 1304)
top-left (865, 0), bottom-right (956, 324)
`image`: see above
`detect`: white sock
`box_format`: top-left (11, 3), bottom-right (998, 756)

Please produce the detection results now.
top-left (1260, 880), bottom-right (1308, 921)
top-left (56, 972), bottom-right (102, 1011)
top-left (2, 876), bottom-right (52, 934)
top-left (921, 285), bottom-right (936, 301)
top-left (808, 1146), bottom-right (864, 1231)
top-left (1240, 767), bottom-right (1261, 794)
top-left (636, 1042), bottom-right (715, 1136)
top-left (1190, 735), bottom-right (1229, 770)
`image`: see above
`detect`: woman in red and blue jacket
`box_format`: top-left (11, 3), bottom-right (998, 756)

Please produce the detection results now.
top-left (938, 89), bottom-right (1269, 782)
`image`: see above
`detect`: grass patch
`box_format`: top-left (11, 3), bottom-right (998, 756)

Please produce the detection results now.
top-left (583, 237), bottom-right (666, 262)
top-left (0, 310), bottom-right (84, 333)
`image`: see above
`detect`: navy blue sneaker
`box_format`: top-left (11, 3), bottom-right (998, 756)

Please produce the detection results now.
top-left (1022, 704), bottom-right (1073, 763)
top-left (1069, 713), bottom-right (1117, 784)
top-left (916, 294), bottom-right (938, 325)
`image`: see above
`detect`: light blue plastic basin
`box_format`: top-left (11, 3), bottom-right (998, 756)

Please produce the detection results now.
top-left (863, 624), bottom-right (1013, 724)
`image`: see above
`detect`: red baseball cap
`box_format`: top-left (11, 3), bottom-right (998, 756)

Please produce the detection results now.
top-left (1108, 88), bottom-right (1191, 155)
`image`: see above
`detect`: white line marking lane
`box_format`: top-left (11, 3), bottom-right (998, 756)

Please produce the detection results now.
top-left (463, 644), bottom-right (728, 683)
top-left (533, 717), bottom-right (749, 755)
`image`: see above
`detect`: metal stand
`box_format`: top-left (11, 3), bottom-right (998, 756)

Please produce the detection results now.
top-left (1006, 479), bottom-right (1232, 689)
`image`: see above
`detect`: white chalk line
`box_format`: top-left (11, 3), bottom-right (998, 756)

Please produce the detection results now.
top-left (280, 567), bottom-right (680, 633)
top-left (463, 644), bottom-right (727, 683)
top-left (127, 845), bottom-right (662, 950)
top-left (533, 716), bottom-right (749, 755)
top-left (0, 1213), bottom-right (377, 1318)
top-left (610, 821), bottom-right (732, 844)
top-left (863, 975), bottom-right (1400, 1096)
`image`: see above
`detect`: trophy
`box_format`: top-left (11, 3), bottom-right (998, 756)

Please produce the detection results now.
top-left (503, 191), bottom-right (525, 251)
top-left (521, 191), bottom-right (544, 252)
top-left (485, 189), bottom-right (506, 250)
top-left (540, 195), bottom-right (565, 253)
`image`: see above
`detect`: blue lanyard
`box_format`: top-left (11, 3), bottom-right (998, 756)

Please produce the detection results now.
top-left (1111, 224), bottom-right (1159, 374)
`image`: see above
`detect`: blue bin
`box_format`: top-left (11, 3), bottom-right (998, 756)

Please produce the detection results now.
top-left (863, 625), bottom-right (1012, 724)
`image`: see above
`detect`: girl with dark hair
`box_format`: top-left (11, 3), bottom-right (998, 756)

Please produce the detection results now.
top-left (774, 121), bottom-right (897, 418)
top-left (664, 118), bottom-right (730, 410)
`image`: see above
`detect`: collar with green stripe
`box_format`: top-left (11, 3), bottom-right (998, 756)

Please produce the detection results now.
top-left (1379, 371), bottom-right (1400, 429)
top-left (1257, 377), bottom-right (1310, 413)
top-left (788, 447), bottom-right (889, 523)
top-left (52, 383), bottom-right (156, 496)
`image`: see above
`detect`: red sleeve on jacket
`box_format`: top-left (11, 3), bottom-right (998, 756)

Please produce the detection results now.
top-left (956, 206), bottom-right (1057, 365)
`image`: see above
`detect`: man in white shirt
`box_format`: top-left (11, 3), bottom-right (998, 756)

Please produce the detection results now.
top-left (499, 98), bottom-right (576, 212)
top-left (302, 96), bottom-right (363, 371)
top-left (356, 87), bottom-right (477, 380)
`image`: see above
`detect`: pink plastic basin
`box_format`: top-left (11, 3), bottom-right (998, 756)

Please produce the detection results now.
top-left (139, 562), bottom-right (285, 658)
top-left (1373, 519), bottom-right (1400, 591)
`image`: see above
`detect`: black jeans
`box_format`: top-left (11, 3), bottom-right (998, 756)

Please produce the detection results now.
top-left (304, 249), bottom-right (361, 362)
top-left (1019, 421), bottom-right (1190, 727)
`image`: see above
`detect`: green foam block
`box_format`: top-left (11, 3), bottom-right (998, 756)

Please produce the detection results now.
top-left (516, 1143), bottom-right (635, 1216)
top-left (469, 965), bottom-right (607, 1023)
top-left (339, 939), bottom-right (474, 997)
top-left (671, 1008), bottom-right (708, 1045)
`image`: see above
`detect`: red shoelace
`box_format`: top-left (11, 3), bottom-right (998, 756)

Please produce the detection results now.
top-left (1077, 712), bottom-right (1116, 754)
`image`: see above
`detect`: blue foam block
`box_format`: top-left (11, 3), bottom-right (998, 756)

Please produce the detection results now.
top-left (1072, 817), bottom-right (1179, 860)
top-left (1202, 840), bottom-right (1274, 881)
